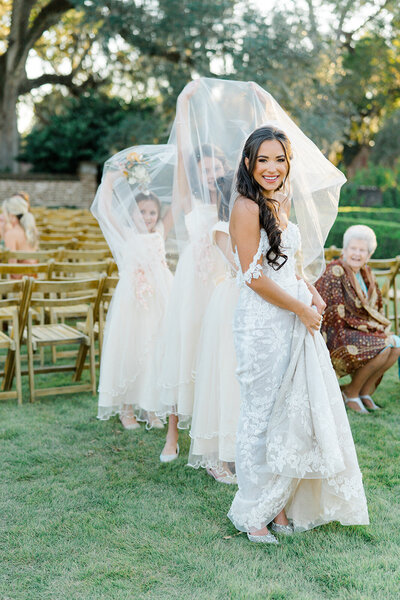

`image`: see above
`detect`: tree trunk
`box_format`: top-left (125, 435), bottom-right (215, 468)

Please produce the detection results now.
top-left (0, 77), bottom-right (20, 173)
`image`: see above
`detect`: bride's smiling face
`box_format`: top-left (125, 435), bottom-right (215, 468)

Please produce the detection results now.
top-left (246, 139), bottom-right (288, 197)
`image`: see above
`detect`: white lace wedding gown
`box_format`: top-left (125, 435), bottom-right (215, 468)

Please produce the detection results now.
top-left (228, 221), bottom-right (369, 533)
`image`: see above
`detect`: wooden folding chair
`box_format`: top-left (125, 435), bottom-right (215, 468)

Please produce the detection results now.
top-left (324, 246), bottom-right (342, 262)
top-left (4, 249), bottom-right (61, 262)
top-left (0, 261), bottom-right (53, 280)
top-left (40, 240), bottom-right (78, 251)
top-left (368, 256), bottom-right (400, 334)
top-left (97, 275), bottom-right (119, 354)
top-left (0, 279), bottom-right (27, 404)
top-left (48, 259), bottom-right (114, 280)
top-left (1, 277), bottom-right (33, 394)
top-left (54, 248), bottom-right (112, 262)
top-left (74, 275), bottom-right (116, 381)
top-left (24, 277), bottom-right (105, 402)
top-left (74, 241), bottom-right (110, 251)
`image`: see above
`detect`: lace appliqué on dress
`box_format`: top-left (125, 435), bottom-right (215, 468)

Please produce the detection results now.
top-left (234, 229), bottom-right (268, 286)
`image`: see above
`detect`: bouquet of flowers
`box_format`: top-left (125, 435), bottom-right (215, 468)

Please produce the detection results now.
top-left (122, 152), bottom-right (151, 191)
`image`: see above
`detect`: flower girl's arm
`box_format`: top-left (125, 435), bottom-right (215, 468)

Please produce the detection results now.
top-left (161, 205), bottom-right (174, 238)
top-left (215, 230), bottom-right (237, 271)
top-left (230, 198), bottom-right (322, 335)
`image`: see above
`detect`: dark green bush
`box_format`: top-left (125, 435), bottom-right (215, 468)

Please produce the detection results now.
top-left (326, 216), bottom-right (400, 258)
top-left (339, 162), bottom-right (400, 208)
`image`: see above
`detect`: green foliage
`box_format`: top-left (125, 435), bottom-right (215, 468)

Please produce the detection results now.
top-left (1, 363), bottom-right (400, 599)
top-left (372, 109), bottom-right (400, 167)
top-left (19, 92), bottom-right (163, 174)
top-left (339, 162), bottom-right (400, 208)
top-left (326, 216), bottom-right (400, 258)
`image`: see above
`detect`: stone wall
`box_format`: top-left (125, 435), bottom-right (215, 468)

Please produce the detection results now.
top-left (0, 162), bottom-right (98, 208)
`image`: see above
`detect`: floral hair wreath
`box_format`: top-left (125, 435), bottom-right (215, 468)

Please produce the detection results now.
top-left (122, 151), bottom-right (152, 193)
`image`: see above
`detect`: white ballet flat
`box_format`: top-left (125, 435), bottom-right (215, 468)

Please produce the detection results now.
top-left (159, 443), bottom-right (179, 463)
top-left (149, 417), bottom-right (165, 429)
top-left (270, 521), bottom-right (294, 536)
top-left (247, 532), bottom-right (279, 544)
top-left (206, 467), bottom-right (237, 485)
top-left (341, 391), bottom-right (369, 414)
top-left (360, 395), bottom-right (380, 411)
top-left (120, 415), bottom-right (141, 430)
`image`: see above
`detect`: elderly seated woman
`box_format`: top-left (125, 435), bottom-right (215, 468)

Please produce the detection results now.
top-left (316, 224), bottom-right (400, 413)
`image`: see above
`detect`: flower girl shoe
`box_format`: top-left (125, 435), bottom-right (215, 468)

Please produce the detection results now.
top-left (341, 391), bottom-right (369, 414)
top-left (159, 443), bottom-right (179, 463)
top-left (247, 531), bottom-right (279, 544)
top-left (120, 415), bottom-right (141, 430)
top-left (360, 395), bottom-right (380, 410)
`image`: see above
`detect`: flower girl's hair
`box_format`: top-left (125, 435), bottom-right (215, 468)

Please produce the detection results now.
top-left (136, 192), bottom-right (162, 221)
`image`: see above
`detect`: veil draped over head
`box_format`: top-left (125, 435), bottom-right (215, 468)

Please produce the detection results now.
top-left (168, 77), bottom-right (345, 280)
top-left (91, 144), bottom-right (176, 271)
top-left (168, 78), bottom-right (282, 252)
top-left (92, 145), bottom-right (175, 423)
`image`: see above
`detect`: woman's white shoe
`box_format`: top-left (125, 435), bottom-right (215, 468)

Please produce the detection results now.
top-left (159, 443), bottom-right (179, 463)
top-left (341, 391), bottom-right (369, 414)
top-left (360, 395), bottom-right (380, 410)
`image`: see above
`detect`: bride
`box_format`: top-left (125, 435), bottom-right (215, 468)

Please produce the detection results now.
top-left (228, 123), bottom-right (369, 544)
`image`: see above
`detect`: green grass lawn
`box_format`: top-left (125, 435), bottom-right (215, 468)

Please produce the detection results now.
top-left (1, 364), bottom-right (400, 600)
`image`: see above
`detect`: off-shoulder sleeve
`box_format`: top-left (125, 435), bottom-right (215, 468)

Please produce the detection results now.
top-left (241, 230), bottom-right (266, 284)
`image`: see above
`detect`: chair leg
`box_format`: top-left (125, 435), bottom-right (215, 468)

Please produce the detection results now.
top-left (50, 309), bottom-right (58, 364)
top-left (88, 308), bottom-right (96, 396)
top-left (27, 312), bottom-right (35, 403)
top-left (393, 280), bottom-right (398, 335)
top-left (13, 314), bottom-right (23, 405)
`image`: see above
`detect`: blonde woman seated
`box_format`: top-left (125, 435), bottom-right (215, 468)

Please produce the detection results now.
top-left (316, 225), bottom-right (400, 413)
top-left (2, 196), bottom-right (38, 277)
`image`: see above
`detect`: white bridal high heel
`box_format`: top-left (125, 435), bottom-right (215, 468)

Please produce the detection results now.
top-left (341, 391), bottom-right (369, 414)
top-left (159, 443), bottom-right (179, 463)
top-left (270, 521), bottom-right (294, 535)
top-left (247, 532), bottom-right (279, 544)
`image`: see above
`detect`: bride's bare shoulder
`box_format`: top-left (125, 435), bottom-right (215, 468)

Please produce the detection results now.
top-left (231, 196), bottom-right (259, 220)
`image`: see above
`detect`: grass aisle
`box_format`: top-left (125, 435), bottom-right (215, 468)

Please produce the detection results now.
top-left (1, 367), bottom-right (399, 600)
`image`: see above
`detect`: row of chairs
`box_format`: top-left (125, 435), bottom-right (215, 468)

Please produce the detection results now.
top-left (0, 259), bottom-right (116, 280)
top-left (0, 275), bottom-right (119, 405)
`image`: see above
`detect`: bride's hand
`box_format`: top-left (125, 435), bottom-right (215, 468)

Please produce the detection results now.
top-left (297, 304), bottom-right (322, 336)
top-left (311, 290), bottom-right (326, 315)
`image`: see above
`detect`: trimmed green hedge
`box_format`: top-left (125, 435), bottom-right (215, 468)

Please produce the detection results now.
top-left (326, 216), bottom-right (400, 258)
top-left (338, 206), bottom-right (400, 223)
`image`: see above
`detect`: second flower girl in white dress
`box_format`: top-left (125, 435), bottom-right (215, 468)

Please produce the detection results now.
top-left (188, 220), bottom-right (241, 483)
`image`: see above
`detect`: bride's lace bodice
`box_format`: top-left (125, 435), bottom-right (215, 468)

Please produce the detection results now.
top-left (234, 220), bottom-right (301, 289)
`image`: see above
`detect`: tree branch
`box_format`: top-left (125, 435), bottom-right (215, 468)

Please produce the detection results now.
top-left (341, 0), bottom-right (392, 45)
top-left (18, 71), bottom-right (100, 95)
top-left (24, 0), bottom-right (75, 58)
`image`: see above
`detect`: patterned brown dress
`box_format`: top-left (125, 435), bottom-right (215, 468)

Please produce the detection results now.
top-left (315, 258), bottom-right (394, 377)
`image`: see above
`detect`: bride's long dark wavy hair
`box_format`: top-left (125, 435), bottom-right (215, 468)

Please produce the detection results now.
top-left (237, 126), bottom-right (292, 270)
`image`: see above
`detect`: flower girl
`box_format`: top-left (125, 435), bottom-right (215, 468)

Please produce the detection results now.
top-left (188, 219), bottom-right (241, 482)
top-left (92, 145), bottom-right (175, 429)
